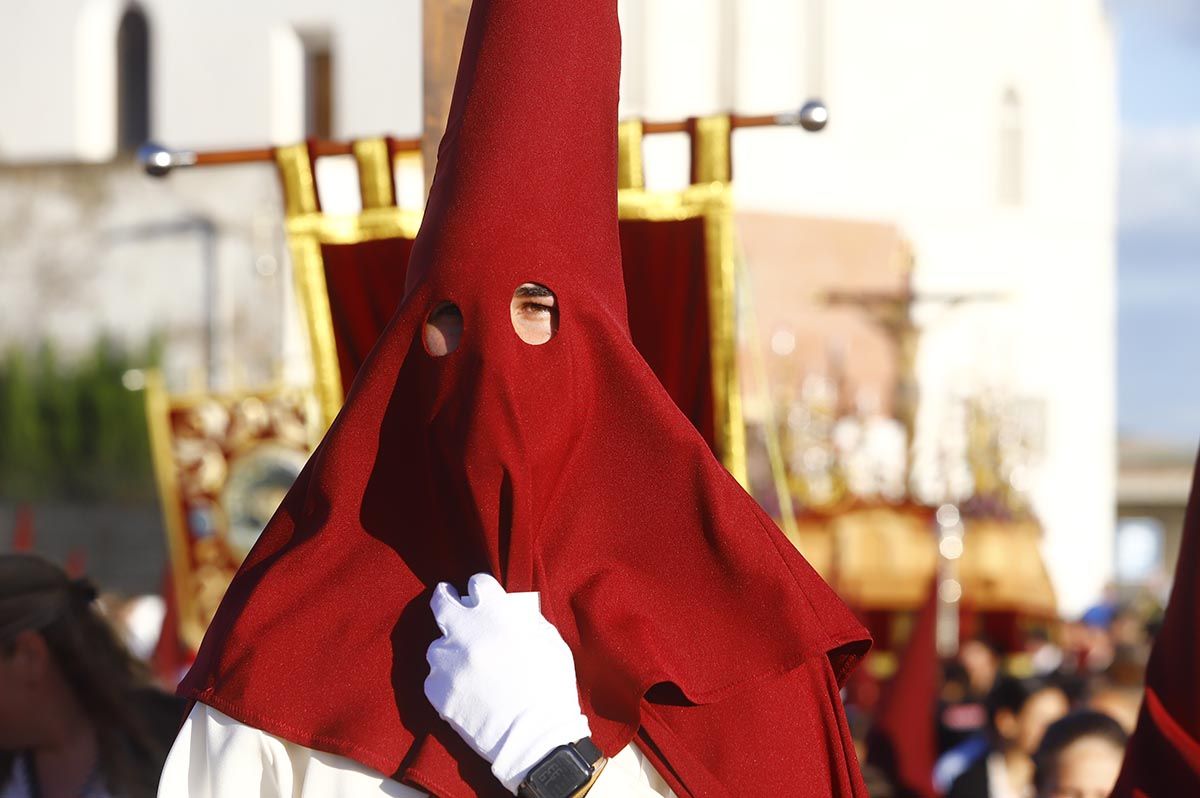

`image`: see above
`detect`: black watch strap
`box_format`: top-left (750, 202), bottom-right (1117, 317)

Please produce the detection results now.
top-left (573, 737), bottom-right (603, 767)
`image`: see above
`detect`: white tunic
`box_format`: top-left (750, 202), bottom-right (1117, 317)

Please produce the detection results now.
top-left (158, 704), bottom-right (676, 798)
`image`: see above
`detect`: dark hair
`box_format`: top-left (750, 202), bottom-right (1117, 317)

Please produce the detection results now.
top-left (964, 635), bottom-right (1004, 659)
top-left (0, 555), bottom-right (167, 798)
top-left (986, 675), bottom-right (1062, 729)
top-left (1033, 710), bottom-right (1128, 791)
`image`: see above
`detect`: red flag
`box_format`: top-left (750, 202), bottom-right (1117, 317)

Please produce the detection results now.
top-left (1112, 451), bottom-right (1200, 795)
top-left (151, 569), bottom-right (194, 689)
top-left (65, 547), bottom-right (86, 578)
top-left (11, 504), bottom-right (34, 552)
top-left (868, 580), bottom-right (940, 798)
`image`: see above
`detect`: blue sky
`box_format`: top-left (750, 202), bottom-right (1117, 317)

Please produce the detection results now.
top-left (1113, 0), bottom-right (1200, 446)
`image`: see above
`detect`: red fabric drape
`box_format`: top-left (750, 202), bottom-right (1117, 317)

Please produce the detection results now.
top-left (618, 217), bottom-right (716, 454)
top-left (637, 653), bottom-right (868, 796)
top-left (1112, 450), bottom-right (1200, 796)
top-left (319, 238), bottom-right (416, 394)
top-left (868, 582), bottom-right (939, 798)
top-left (12, 504), bottom-right (34, 552)
top-left (152, 570), bottom-right (195, 689)
top-left (64, 547), bottom-right (86, 578)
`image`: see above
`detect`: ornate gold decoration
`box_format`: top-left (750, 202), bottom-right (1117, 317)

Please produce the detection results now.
top-left (145, 371), bottom-right (318, 650)
top-left (830, 505), bottom-right (939, 610)
top-left (353, 138), bottom-right (396, 210)
top-left (958, 519), bottom-right (1056, 615)
top-left (690, 114), bottom-right (732, 184)
top-left (274, 143), bottom-right (320, 217)
top-left (617, 120), bottom-right (645, 191)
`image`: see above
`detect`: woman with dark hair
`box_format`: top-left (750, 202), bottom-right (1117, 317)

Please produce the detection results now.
top-left (945, 675), bottom-right (1069, 798)
top-left (0, 555), bottom-right (182, 798)
top-left (1032, 711), bottom-right (1127, 798)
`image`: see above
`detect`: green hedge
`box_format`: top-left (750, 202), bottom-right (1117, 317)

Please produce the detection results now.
top-left (0, 337), bottom-right (161, 502)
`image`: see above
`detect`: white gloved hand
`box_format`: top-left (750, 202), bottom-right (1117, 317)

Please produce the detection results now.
top-left (424, 573), bottom-right (592, 794)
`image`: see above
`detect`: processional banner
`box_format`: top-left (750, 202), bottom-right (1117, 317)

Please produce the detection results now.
top-left (145, 374), bottom-right (318, 651)
top-left (616, 116), bottom-right (746, 485)
top-left (277, 138), bottom-right (423, 428)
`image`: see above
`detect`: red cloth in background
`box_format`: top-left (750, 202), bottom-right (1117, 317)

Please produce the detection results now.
top-left (12, 504), bottom-right (34, 552)
top-left (868, 581), bottom-right (939, 798)
top-left (1112, 450), bottom-right (1200, 796)
top-left (152, 571), bottom-right (194, 689)
top-left (319, 237), bottom-right (415, 394)
top-left (64, 547), bottom-right (86, 578)
top-left (619, 217), bottom-right (716, 454)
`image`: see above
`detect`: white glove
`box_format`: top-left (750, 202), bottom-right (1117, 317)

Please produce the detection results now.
top-left (424, 573), bottom-right (592, 794)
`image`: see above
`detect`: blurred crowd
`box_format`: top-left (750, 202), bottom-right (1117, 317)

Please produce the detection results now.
top-left (844, 588), bottom-right (1163, 798)
top-left (0, 548), bottom-right (1163, 798)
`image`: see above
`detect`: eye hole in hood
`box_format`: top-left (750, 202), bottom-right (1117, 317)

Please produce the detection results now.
top-left (424, 301), bottom-right (464, 356)
top-left (510, 283), bottom-right (558, 346)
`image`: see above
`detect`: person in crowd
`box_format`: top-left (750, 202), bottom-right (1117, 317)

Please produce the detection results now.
top-left (945, 676), bottom-right (1069, 798)
top-left (1085, 680), bottom-right (1142, 734)
top-left (0, 555), bottom-right (182, 798)
top-left (1032, 711), bottom-right (1127, 798)
top-left (933, 640), bottom-right (1002, 791)
top-left (958, 638), bottom-right (1002, 701)
top-left (937, 639), bottom-right (999, 755)
top-left (1024, 628), bottom-right (1064, 677)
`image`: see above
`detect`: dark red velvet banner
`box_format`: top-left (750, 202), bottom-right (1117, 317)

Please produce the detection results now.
top-left (318, 237), bottom-right (416, 394)
top-left (618, 216), bottom-right (716, 453)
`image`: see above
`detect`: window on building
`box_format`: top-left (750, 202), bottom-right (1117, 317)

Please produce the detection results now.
top-left (998, 87), bottom-right (1023, 206)
top-left (116, 6), bottom-right (151, 151)
top-left (302, 34), bottom-right (335, 139)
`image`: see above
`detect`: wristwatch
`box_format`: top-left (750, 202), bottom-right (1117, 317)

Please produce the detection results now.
top-left (517, 737), bottom-right (604, 798)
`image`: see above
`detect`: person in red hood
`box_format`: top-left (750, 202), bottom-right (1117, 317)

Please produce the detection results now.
top-left (156, 0), bottom-right (871, 796)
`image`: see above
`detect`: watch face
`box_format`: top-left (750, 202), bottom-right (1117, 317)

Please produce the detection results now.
top-left (524, 747), bottom-right (590, 798)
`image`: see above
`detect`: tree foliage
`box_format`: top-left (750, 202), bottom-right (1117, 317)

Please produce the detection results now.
top-left (0, 337), bottom-right (160, 502)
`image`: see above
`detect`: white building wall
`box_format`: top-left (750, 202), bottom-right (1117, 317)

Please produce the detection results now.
top-left (0, 2), bottom-right (81, 160)
top-left (0, 0), bottom-right (422, 160)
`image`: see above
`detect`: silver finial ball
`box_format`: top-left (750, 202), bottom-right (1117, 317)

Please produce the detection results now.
top-left (798, 100), bottom-right (829, 132)
top-left (137, 142), bottom-right (175, 177)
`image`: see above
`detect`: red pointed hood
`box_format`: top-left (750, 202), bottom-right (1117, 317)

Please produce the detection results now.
top-left (405, 0), bottom-right (627, 323)
top-left (181, 1), bottom-right (870, 795)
